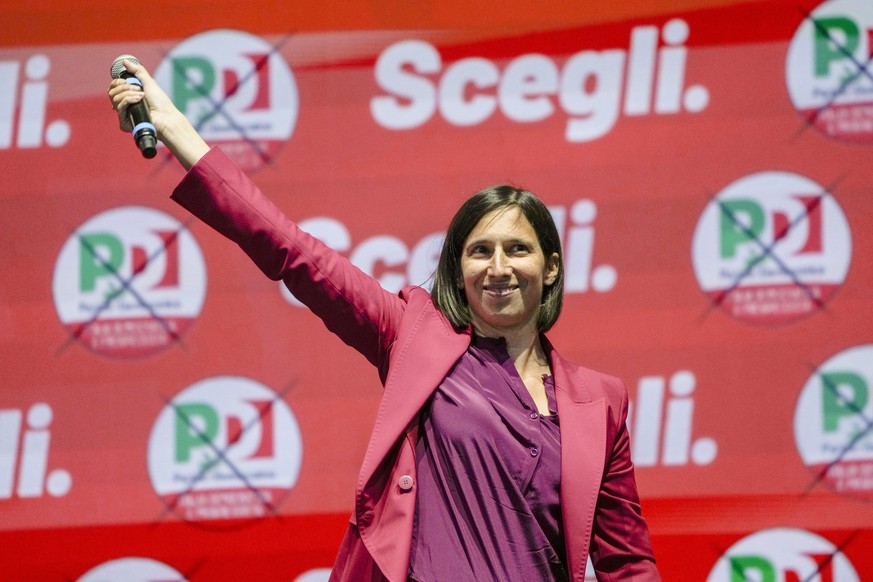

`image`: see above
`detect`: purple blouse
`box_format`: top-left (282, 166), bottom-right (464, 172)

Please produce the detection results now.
top-left (408, 335), bottom-right (567, 581)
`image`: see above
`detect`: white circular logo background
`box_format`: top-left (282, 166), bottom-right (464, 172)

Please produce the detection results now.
top-left (795, 344), bottom-right (873, 500)
top-left (148, 376), bottom-right (303, 522)
top-left (78, 557), bottom-right (187, 582)
top-left (53, 206), bottom-right (206, 358)
top-left (786, 0), bottom-right (873, 142)
top-left (294, 569), bottom-right (333, 582)
top-left (155, 29), bottom-right (298, 171)
top-left (707, 527), bottom-right (859, 581)
top-left (692, 171), bottom-right (851, 324)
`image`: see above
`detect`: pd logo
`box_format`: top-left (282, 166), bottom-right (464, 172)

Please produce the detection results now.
top-left (691, 172), bottom-right (851, 324)
top-left (707, 527), bottom-right (859, 581)
top-left (148, 376), bottom-right (303, 522)
top-left (795, 344), bottom-right (873, 500)
top-left (53, 206), bottom-right (206, 358)
top-left (154, 29), bottom-right (298, 172)
top-left (786, 0), bottom-right (873, 143)
top-left (78, 557), bottom-right (187, 582)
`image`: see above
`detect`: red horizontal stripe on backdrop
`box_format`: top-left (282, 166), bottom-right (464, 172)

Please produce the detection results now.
top-left (1, 514), bottom-right (870, 580)
top-left (432, 0), bottom-right (825, 62)
top-left (0, 0), bottom-right (820, 47)
top-left (287, 0), bottom-right (825, 74)
top-left (0, 513), bottom-right (349, 580)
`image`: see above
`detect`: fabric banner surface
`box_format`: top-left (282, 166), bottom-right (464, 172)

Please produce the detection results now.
top-left (1, 0), bottom-right (872, 579)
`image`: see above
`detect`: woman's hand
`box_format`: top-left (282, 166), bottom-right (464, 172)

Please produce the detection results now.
top-left (108, 59), bottom-right (175, 136)
top-left (107, 59), bottom-right (210, 170)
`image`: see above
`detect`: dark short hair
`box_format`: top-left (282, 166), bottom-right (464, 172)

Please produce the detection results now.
top-left (431, 185), bottom-right (564, 332)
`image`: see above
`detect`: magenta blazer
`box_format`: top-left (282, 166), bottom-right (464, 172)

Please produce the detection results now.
top-left (172, 148), bottom-right (660, 582)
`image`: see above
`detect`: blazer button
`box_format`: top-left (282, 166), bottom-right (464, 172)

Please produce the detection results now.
top-left (398, 475), bottom-right (414, 491)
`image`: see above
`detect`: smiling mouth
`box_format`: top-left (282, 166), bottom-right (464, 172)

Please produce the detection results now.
top-left (483, 285), bottom-right (518, 297)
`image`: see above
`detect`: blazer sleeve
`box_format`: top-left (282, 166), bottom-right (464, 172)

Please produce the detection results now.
top-left (170, 147), bottom-right (405, 373)
top-left (590, 378), bottom-right (661, 581)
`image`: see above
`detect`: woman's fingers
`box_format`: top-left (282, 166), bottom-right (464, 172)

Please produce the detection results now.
top-left (107, 79), bottom-right (144, 132)
top-left (107, 58), bottom-right (160, 134)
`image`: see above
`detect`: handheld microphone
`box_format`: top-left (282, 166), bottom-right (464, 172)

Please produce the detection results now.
top-left (110, 55), bottom-right (157, 159)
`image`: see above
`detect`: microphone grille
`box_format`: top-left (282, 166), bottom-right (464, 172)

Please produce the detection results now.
top-left (110, 54), bottom-right (142, 79)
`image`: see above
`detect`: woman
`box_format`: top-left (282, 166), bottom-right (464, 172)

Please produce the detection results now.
top-left (109, 60), bottom-right (659, 582)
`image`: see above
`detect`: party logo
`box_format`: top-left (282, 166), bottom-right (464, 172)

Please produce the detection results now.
top-left (148, 376), bottom-right (303, 522)
top-left (78, 557), bottom-right (187, 582)
top-left (155, 29), bottom-right (298, 171)
top-left (795, 344), bottom-right (873, 500)
top-left (786, 0), bottom-right (873, 142)
top-left (53, 206), bottom-right (206, 358)
top-left (692, 172), bottom-right (851, 324)
top-left (707, 527), bottom-right (859, 581)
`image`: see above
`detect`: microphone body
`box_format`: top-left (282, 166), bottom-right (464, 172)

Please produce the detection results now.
top-left (110, 55), bottom-right (157, 159)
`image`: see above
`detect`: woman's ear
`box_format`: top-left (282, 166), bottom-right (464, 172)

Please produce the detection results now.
top-left (544, 252), bottom-right (560, 286)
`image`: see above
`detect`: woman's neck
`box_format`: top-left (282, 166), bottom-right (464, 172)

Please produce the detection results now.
top-left (472, 323), bottom-right (548, 371)
top-left (472, 324), bottom-right (553, 415)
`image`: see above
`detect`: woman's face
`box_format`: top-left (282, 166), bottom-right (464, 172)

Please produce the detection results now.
top-left (460, 206), bottom-right (559, 337)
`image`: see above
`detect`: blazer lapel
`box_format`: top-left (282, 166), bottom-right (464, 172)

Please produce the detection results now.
top-left (358, 295), bottom-right (470, 488)
top-left (551, 350), bottom-right (607, 582)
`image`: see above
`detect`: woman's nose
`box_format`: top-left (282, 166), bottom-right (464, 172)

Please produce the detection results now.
top-left (488, 250), bottom-right (511, 276)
